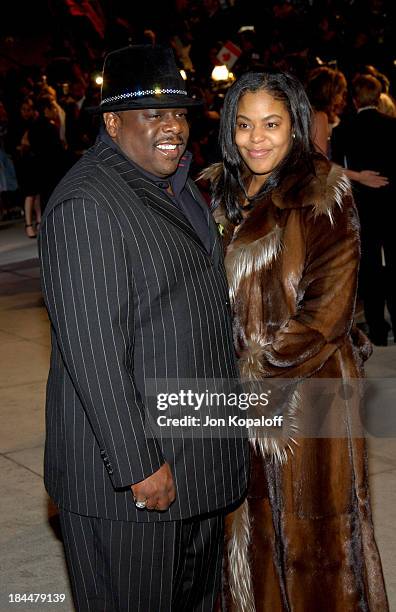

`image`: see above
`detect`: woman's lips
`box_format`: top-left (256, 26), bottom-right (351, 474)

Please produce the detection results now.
top-left (247, 149), bottom-right (272, 159)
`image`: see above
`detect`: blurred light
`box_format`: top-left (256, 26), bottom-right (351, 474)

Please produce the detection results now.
top-left (180, 69), bottom-right (187, 81)
top-left (95, 75), bottom-right (103, 86)
top-left (211, 65), bottom-right (230, 82)
top-left (238, 25), bottom-right (255, 34)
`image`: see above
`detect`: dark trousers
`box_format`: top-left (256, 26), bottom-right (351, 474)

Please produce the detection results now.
top-left (59, 509), bottom-right (224, 612)
top-left (359, 220), bottom-right (396, 342)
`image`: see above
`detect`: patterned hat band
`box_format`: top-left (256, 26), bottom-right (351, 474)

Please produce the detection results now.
top-left (101, 88), bottom-right (188, 106)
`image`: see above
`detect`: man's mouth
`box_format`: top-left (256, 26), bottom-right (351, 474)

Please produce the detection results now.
top-left (155, 142), bottom-right (183, 156)
top-left (156, 144), bottom-right (178, 151)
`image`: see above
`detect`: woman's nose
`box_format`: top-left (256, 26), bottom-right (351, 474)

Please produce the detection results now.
top-left (250, 126), bottom-right (266, 142)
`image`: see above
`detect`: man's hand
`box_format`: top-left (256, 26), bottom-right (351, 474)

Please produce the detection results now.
top-left (131, 463), bottom-right (176, 511)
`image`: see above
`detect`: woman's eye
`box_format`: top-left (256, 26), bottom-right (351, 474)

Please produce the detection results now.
top-left (238, 123), bottom-right (249, 129)
top-left (267, 122), bottom-right (278, 129)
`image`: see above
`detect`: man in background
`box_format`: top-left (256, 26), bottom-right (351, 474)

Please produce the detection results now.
top-left (333, 73), bottom-right (396, 345)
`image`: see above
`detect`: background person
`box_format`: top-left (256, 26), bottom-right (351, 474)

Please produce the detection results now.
top-left (0, 100), bottom-right (19, 221)
top-left (24, 95), bottom-right (68, 220)
top-left (306, 65), bottom-right (388, 189)
top-left (12, 98), bottom-right (40, 237)
top-left (333, 73), bottom-right (396, 346)
top-left (206, 71), bottom-right (388, 611)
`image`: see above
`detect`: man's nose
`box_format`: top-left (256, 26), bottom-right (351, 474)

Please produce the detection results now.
top-left (162, 113), bottom-right (183, 132)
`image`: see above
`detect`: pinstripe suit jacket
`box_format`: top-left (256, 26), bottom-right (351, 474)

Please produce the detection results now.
top-left (39, 138), bottom-right (249, 522)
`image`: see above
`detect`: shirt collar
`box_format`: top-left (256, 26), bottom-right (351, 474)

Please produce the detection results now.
top-left (99, 127), bottom-right (192, 195)
top-left (357, 105), bottom-right (378, 113)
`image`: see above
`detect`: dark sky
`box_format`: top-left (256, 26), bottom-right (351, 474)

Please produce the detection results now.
top-left (2, 0), bottom-right (178, 36)
top-left (2, 1), bottom-right (52, 35)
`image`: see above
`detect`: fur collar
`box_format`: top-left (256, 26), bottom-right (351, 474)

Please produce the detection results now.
top-left (271, 156), bottom-right (350, 225)
top-left (200, 155), bottom-right (351, 226)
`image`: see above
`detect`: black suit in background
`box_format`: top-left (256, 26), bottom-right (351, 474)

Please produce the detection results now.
top-left (332, 108), bottom-right (396, 343)
top-left (39, 137), bottom-right (249, 610)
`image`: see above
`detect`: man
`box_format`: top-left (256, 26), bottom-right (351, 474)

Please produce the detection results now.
top-left (39, 45), bottom-right (248, 611)
top-left (332, 73), bottom-right (396, 345)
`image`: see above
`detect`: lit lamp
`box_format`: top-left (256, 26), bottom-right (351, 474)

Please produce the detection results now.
top-left (211, 65), bottom-right (230, 82)
top-left (94, 74), bottom-right (103, 86)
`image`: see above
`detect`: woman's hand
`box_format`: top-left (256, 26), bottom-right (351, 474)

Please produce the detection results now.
top-left (357, 170), bottom-right (388, 188)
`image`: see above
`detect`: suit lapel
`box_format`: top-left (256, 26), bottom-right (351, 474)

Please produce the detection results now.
top-left (96, 140), bottom-right (209, 256)
top-left (128, 175), bottom-right (209, 254)
top-left (187, 179), bottom-right (221, 266)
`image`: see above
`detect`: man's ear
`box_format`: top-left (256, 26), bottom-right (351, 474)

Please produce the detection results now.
top-left (103, 112), bottom-right (120, 137)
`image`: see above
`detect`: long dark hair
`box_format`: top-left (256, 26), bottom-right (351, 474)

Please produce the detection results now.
top-left (213, 71), bottom-right (315, 224)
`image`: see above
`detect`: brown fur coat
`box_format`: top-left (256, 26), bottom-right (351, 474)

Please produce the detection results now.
top-left (207, 157), bottom-right (388, 611)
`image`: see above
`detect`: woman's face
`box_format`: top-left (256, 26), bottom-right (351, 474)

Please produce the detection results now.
top-left (21, 102), bottom-right (34, 121)
top-left (44, 102), bottom-right (58, 122)
top-left (333, 83), bottom-right (347, 117)
top-left (234, 89), bottom-right (292, 179)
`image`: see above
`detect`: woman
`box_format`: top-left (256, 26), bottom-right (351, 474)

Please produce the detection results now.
top-left (205, 72), bottom-right (388, 611)
top-left (23, 95), bottom-right (67, 225)
top-left (15, 98), bottom-right (41, 238)
top-left (307, 66), bottom-right (388, 189)
top-left (307, 65), bottom-right (347, 156)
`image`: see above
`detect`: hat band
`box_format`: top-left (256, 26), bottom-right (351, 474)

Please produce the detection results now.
top-left (101, 88), bottom-right (188, 106)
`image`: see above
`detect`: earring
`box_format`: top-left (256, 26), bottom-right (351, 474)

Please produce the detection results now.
top-left (292, 133), bottom-right (296, 139)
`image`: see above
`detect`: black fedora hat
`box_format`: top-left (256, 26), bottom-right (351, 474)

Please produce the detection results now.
top-left (95, 44), bottom-right (202, 112)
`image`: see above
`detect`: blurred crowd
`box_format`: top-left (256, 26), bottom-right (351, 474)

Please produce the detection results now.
top-left (0, 74), bottom-right (101, 234)
top-left (0, 0), bottom-right (395, 242)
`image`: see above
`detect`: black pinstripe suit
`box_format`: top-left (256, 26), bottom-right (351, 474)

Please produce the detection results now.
top-left (39, 137), bottom-right (248, 610)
